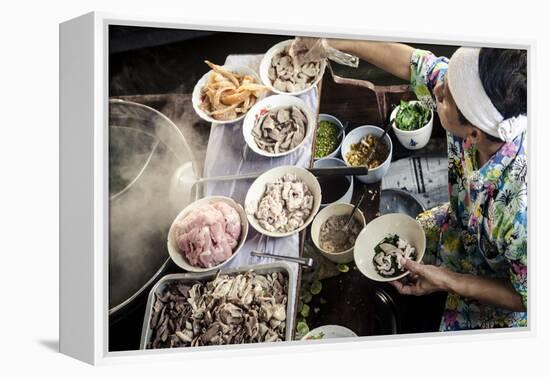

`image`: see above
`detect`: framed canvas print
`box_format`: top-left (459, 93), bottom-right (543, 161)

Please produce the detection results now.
top-left (59, 11), bottom-right (532, 365)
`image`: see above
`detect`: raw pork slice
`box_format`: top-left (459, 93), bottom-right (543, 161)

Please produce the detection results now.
top-left (174, 202), bottom-right (242, 268)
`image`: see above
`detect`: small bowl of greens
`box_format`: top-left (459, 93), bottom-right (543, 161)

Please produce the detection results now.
top-left (390, 100), bottom-right (433, 150)
top-left (314, 114), bottom-right (345, 159)
top-left (301, 325), bottom-right (358, 341)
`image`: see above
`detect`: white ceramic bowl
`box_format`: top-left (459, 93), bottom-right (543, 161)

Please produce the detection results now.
top-left (353, 213), bottom-right (426, 282)
top-left (167, 196), bottom-right (249, 273)
top-left (245, 166), bottom-right (322, 238)
top-left (259, 39), bottom-right (327, 96)
top-left (341, 125), bottom-right (393, 183)
top-left (313, 157), bottom-right (353, 207)
top-left (310, 203), bottom-right (366, 264)
top-left (192, 64), bottom-right (264, 124)
top-left (302, 325), bottom-right (358, 340)
top-left (390, 100), bottom-right (434, 150)
top-left (314, 114), bottom-right (345, 160)
top-left (243, 95), bottom-right (315, 158)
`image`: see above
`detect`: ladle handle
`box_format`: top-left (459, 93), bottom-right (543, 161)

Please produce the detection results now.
top-left (345, 187), bottom-right (367, 228)
top-left (197, 171), bottom-right (264, 183)
top-left (365, 118), bottom-right (394, 166)
top-left (197, 166), bottom-right (368, 184)
top-left (309, 166), bottom-right (368, 177)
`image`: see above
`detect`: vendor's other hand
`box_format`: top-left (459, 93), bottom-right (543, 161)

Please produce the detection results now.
top-left (289, 37), bottom-right (328, 65)
top-left (389, 259), bottom-right (452, 296)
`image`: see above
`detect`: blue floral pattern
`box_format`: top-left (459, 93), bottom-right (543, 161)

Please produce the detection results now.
top-left (411, 50), bottom-right (528, 331)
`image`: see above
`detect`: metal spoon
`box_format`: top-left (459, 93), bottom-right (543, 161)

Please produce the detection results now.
top-left (335, 121), bottom-right (351, 143)
top-left (250, 251), bottom-right (314, 268)
top-left (332, 187), bottom-right (367, 245)
top-left (365, 118), bottom-right (395, 166)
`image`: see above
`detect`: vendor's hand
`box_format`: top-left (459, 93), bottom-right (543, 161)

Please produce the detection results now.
top-left (289, 37), bottom-right (329, 65)
top-left (389, 259), bottom-right (453, 296)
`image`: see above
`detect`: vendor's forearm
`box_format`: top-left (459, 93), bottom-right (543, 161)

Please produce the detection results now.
top-left (326, 39), bottom-right (414, 81)
top-left (446, 272), bottom-right (526, 312)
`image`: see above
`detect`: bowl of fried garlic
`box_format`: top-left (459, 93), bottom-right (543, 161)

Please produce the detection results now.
top-left (341, 125), bottom-right (393, 183)
top-left (192, 61), bottom-right (269, 124)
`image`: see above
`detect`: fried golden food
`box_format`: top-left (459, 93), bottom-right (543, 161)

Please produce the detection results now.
top-left (199, 61), bottom-right (268, 121)
top-left (345, 134), bottom-right (389, 169)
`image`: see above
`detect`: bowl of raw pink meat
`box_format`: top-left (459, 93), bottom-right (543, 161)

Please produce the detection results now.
top-left (167, 196), bottom-right (249, 272)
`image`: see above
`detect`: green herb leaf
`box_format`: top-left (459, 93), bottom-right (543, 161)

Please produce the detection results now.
top-left (337, 264), bottom-right (350, 273)
top-left (300, 303), bottom-right (310, 318)
top-left (395, 100), bottom-right (431, 131)
top-left (301, 291), bottom-right (312, 304)
top-left (310, 280), bottom-right (322, 295)
top-left (308, 331), bottom-right (325, 340)
top-left (296, 321), bottom-right (309, 336)
top-left (382, 234), bottom-right (400, 246)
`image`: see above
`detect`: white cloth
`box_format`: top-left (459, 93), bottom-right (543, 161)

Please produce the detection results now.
top-left (203, 54), bottom-right (318, 329)
top-left (447, 47), bottom-right (527, 142)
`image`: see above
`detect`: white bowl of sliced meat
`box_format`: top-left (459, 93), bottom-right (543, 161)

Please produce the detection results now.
top-left (245, 166), bottom-right (322, 238)
top-left (243, 95), bottom-right (315, 157)
top-left (259, 39), bottom-right (326, 96)
top-left (353, 213), bottom-right (425, 282)
top-left (167, 196), bottom-right (249, 272)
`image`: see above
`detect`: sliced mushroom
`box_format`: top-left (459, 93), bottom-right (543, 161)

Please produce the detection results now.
top-left (268, 47), bottom-right (320, 93)
top-left (276, 108), bottom-right (290, 123)
top-left (373, 236), bottom-right (417, 277)
top-left (147, 271), bottom-right (288, 349)
top-left (252, 106), bottom-right (307, 154)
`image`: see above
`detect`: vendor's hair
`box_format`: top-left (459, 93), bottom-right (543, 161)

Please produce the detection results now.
top-left (457, 48), bottom-right (527, 142)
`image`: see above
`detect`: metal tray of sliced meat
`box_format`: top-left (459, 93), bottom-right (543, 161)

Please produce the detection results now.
top-left (140, 262), bottom-right (295, 349)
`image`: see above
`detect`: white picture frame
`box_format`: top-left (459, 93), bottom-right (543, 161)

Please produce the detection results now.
top-left (59, 11), bottom-right (535, 365)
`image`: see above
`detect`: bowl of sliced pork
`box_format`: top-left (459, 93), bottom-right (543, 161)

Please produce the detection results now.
top-left (245, 166), bottom-right (322, 238)
top-left (243, 94), bottom-right (315, 158)
top-left (167, 196), bottom-right (249, 273)
top-left (353, 213), bottom-right (426, 282)
top-left (259, 39), bottom-right (326, 96)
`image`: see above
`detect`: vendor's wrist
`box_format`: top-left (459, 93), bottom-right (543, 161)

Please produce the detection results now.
top-left (326, 38), bottom-right (345, 51)
top-left (442, 269), bottom-right (461, 294)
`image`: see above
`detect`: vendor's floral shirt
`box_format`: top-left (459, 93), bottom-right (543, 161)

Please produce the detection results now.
top-left (410, 50), bottom-right (528, 331)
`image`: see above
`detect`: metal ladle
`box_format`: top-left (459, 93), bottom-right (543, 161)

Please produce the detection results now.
top-left (171, 163), bottom-right (370, 207)
top-left (332, 187), bottom-right (367, 245)
top-left (364, 118), bottom-right (395, 166)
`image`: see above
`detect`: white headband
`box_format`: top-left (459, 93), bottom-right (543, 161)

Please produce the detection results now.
top-left (447, 47), bottom-right (527, 142)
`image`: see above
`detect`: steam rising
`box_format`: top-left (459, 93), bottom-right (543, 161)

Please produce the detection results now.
top-left (108, 100), bottom-right (207, 310)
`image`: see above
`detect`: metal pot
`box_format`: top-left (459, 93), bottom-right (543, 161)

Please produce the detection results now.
top-left (108, 99), bottom-right (198, 317)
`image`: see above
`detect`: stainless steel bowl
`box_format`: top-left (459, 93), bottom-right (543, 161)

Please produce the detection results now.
top-left (379, 188), bottom-right (425, 218)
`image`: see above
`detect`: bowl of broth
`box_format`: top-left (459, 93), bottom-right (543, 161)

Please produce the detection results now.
top-left (313, 157), bottom-right (353, 207)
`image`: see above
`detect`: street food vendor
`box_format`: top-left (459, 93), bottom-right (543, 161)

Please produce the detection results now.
top-left (290, 38), bottom-right (527, 330)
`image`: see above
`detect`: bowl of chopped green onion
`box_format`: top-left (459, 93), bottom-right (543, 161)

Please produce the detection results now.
top-left (390, 100), bottom-right (434, 150)
top-left (314, 114), bottom-right (345, 159)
